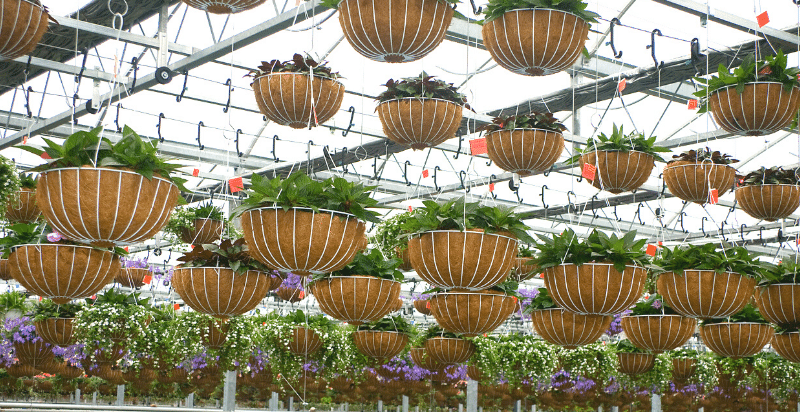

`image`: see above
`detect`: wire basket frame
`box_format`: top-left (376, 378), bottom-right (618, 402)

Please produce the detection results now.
top-left (413, 299), bottom-right (431, 315)
top-left (37, 168), bottom-right (179, 247)
top-left (708, 82), bottom-right (800, 136)
top-left (377, 98), bottom-right (463, 150)
top-left (424, 337), bottom-right (475, 365)
top-left (10, 244), bottom-right (119, 304)
top-left (428, 291), bottom-right (516, 337)
top-left (772, 332), bottom-right (800, 363)
top-left (616, 353), bottom-right (655, 375)
top-left (671, 358), bottom-right (697, 382)
top-left (310, 276), bottom-right (401, 325)
top-left (409, 230), bottom-right (518, 290)
top-left (543, 263), bottom-right (646, 315)
top-left (201, 320), bottom-right (229, 349)
top-left (409, 347), bottom-right (442, 371)
top-left (253, 73), bottom-right (345, 129)
top-left (0, 0), bottom-right (49, 61)
top-left (171, 267), bottom-right (271, 319)
top-left (735, 184), bottom-right (800, 222)
top-left (486, 129), bottom-right (564, 177)
top-left (353, 330), bottom-right (409, 360)
top-left (241, 207), bottom-right (366, 276)
top-left (34, 318), bottom-right (75, 347)
top-left (530, 308), bottom-right (611, 349)
top-left (5, 189), bottom-right (41, 223)
top-left (288, 326), bottom-right (323, 356)
top-left (754, 284), bottom-right (800, 327)
top-left (482, 9), bottom-right (589, 76)
top-left (14, 341), bottom-right (53, 368)
top-left (620, 315), bottom-right (696, 354)
top-left (579, 151), bottom-right (654, 194)
top-left (663, 162), bottom-right (736, 204)
top-left (0, 259), bottom-right (11, 281)
top-left (182, 0), bottom-right (266, 14)
top-left (699, 323), bottom-right (773, 359)
top-left (656, 270), bottom-right (755, 319)
top-left (115, 268), bottom-right (149, 288)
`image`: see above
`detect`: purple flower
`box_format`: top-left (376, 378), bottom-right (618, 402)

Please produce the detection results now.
top-left (120, 257), bottom-right (151, 270)
top-left (652, 300), bottom-right (663, 310)
top-left (606, 310), bottom-right (631, 336)
top-left (281, 273), bottom-right (305, 291)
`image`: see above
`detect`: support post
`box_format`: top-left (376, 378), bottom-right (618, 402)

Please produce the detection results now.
top-left (186, 393), bottom-right (194, 408)
top-left (92, 391), bottom-right (97, 405)
top-left (467, 379), bottom-right (478, 412)
top-left (223, 370), bottom-right (237, 411)
top-left (378, 400), bottom-right (383, 412)
top-left (74, 388), bottom-right (80, 404)
top-left (515, 400), bottom-right (521, 412)
top-left (612, 407), bottom-right (619, 412)
top-left (116, 385), bottom-right (124, 406)
top-left (271, 392), bottom-right (278, 410)
top-left (651, 394), bottom-right (661, 412)
top-left (289, 396), bottom-right (294, 411)
top-left (402, 395), bottom-right (409, 412)
top-left (157, 3), bottom-right (169, 67)
top-left (531, 406), bottom-right (536, 412)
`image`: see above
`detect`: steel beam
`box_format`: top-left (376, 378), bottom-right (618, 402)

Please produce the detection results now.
top-left (56, 16), bottom-right (196, 56)
top-left (10, 56), bottom-right (129, 83)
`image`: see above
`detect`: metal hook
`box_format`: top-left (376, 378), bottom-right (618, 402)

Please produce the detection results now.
top-left (679, 212), bottom-right (688, 233)
top-left (433, 166), bottom-right (442, 192)
top-left (778, 229), bottom-right (786, 243)
top-left (720, 221), bottom-right (728, 242)
top-left (128, 57), bottom-right (139, 95)
top-left (272, 135), bottom-right (280, 162)
top-left (459, 170), bottom-right (468, 191)
top-left (609, 18), bottom-right (623, 59)
top-left (235, 129), bottom-right (244, 157)
top-left (701, 217), bottom-right (708, 237)
top-left (690, 38), bottom-right (705, 76)
top-left (223, 78), bottom-right (233, 113)
top-left (544, 167), bottom-right (553, 177)
top-left (342, 106), bottom-right (356, 137)
top-left (576, 173), bottom-right (584, 183)
top-left (590, 194), bottom-right (600, 219)
top-left (156, 113), bottom-right (165, 143)
top-left (646, 29), bottom-right (664, 69)
top-left (635, 203), bottom-right (644, 225)
top-left (488, 174), bottom-right (498, 199)
top-left (196, 121), bottom-right (204, 150)
top-left (613, 206), bottom-right (622, 222)
top-left (404, 161), bottom-right (412, 186)
top-left (566, 191), bottom-right (577, 213)
top-left (469, 0), bottom-right (481, 14)
top-left (372, 157), bottom-right (381, 182)
top-left (115, 104), bottom-right (123, 132)
top-left (23, 86), bottom-right (32, 118)
top-left (740, 224), bottom-right (747, 243)
top-left (177, 70), bottom-right (189, 102)
top-left (339, 147), bottom-right (350, 173)
top-left (453, 134), bottom-right (463, 159)
top-left (540, 185), bottom-right (549, 209)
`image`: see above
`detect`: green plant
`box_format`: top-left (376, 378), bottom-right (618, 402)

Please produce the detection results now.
top-left (481, 0), bottom-right (600, 25)
top-left (738, 167), bottom-right (800, 186)
top-left (31, 300), bottom-right (82, 322)
top-left (669, 348), bottom-right (698, 359)
top-left (247, 54), bottom-right (340, 80)
top-left (319, 248), bottom-right (403, 282)
top-left (17, 173), bottom-right (36, 190)
top-left (518, 244), bottom-right (534, 258)
top-left (319, 0), bottom-right (457, 9)
top-left (17, 126), bottom-right (189, 196)
top-left (472, 334), bottom-right (558, 385)
top-left (668, 147), bottom-right (738, 165)
top-left (701, 304), bottom-right (770, 325)
top-left (235, 171), bottom-right (381, 223)
top-left (74, 289), bottom-right (152, 363)
top-left (194, 202), bottom-right (224, 220)
top-left (400, 198), bottom-right (534, 243)
top-left (371, 212), bottom-right (414, 257)
top-left (760, 259), bottom-right (800, 285)
top-left (490, 278), bottom-right (520, 297)
top-left (0, 156), bottom-right (20, 209)
top-left (477, 112), bottom-right (567, 134)
top-left (627, 294), bottom-right (676, 316)
top-left (176, 238), bottom-right (268, 274)
top-left (693, 51), bottom-right (800, 113)
top-left (615, 339), bottom-right (647, 354)
top-left (652, 243), bottom-right (773, 279)
top-left (421, 325), bottom-right (460, 341)
top-left (0, 222), bottom-right (49, 258)
top-left (283, 309), bottom-right (337, 331)
top-left (0, 291), bottom-right (29, 313)
top-left (356, 315), bottom-right (414, 336)
top-left (376, 72), bottom-right (470, 108)
top-left (530, 229), bottom-right (649, 273)
top-left (522, 288), bottom-right (557, 313)
top-left (566, 124), bottom-right (670, 164)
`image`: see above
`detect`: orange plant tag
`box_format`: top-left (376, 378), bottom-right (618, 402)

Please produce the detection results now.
top-left (709, 188), bottom-right (719, 204)
top-left (757, 11), bottom-right (769, 27)
top-left (582, 163), bottom-right (596, 180)
top-left (469, 138), bottom-right (487, 155)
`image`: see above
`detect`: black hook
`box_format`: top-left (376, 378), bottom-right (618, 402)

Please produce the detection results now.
top-left (613, 206), bottom-right (622, 222)
top-left (701, 217), bottom-right (708, 237)
top-left (342, 106), bottom-right (356, 137)
top-left (433, 166), bottom-right (442, 192)
top-left (544, 167), bottom-right (553, 177)
top-left (646, 29), bottom-right (664, 69)
top-left (223, 78), bottom-right (233, 113)
top-left (71, 48), bottom-right (89, 109)
top-left (23, 86), bottom-right (32, 118)
top-left (566, 191), bottom-right (577, 213)
top-left (740, 224), bottom-right (747, 243)
top-left (128, 57), bottom-right (139, 95)
top-left (404, 161), bottom-right (412, 186)
top-left (469, 0), bottom-right (481, 14)
top-left (453, 133), bottom-right (464, 159)
top-left (679, 212), bottom-right (688, 233)
top-left (576, 173), bottom-right (584, 183)
top-left (725, 203), bottom-right (736, 224)
top-left (635, 203), bottom-right (644, 225)
top-left (590, 194), bottom-right (600, 219)
top-left (177, 70), bottom-right (189, 102)
top-left (339, 147), bottom-right (350, 173)
top-left (235, 129), bottom-right (244, 157)
top-left (272, 135), bottom-right (280, 162)
top-left (115, 104), bottom-right (123, 132)
top-left (488, 174), bottom-right (498, 199)
top-left (690, 38), bottom-right (705, 76)
top-left (157, 113), bottom-right (165, 143)
top-left (778, 229), bottom-right (786, 243)
top-left (609, 18), bottom-right (623, 59)
top-left (459, 170), bottom-right (468, 191)
top-left (372, 157), bottom-right (381, 182)
top-left (759, 227), bottom-right (765, 246)
top-left (540, 185), bottom-right (549, 209)
top-left (720, 221), bottom-right (728, 242)
top-left (196, 121), bottom-right (205, 150)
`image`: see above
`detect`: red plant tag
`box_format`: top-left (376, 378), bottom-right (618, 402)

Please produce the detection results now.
top-left (91, 295), bottom-right (97, 300)
top-left (22, 135), bottom-right (28, 144)
top-left (617, 79), bottom-right (627, 92)
top-left (759, 66), bottom-right (772, 75)
top-left (658, 241), bottom-right (663, 246)
top-left (709, 188), bottom-right (719, 204)
top-left (192, 168), bottom-right (199, 177)
top-left (38, 296), bottom-right (42, 301)
top-left (229, 176), bottom-right (244, 193)
top-left (143, 275), bottom-right (152, 285)
top-left (426, 301), bottom-right (431, 309)
top-left (408, 206), bottom-right (413, 212)
top-left (757, 11), bottom-right (770, 27)
top-left (489, 183), bottom-right (495, 192)
top-left (646, 244), bottom-right (657, 256)
top-left (469, 138), bottom-right (487, 155)
top-left (174, 303), bottom-right (180, 310)
top-left (687, 99), bottom-right (698, 110)
top-left (298, 291), bottom-right (305, 299)
top-left (582, 163), bottom-right (596, 180)
top-left (422, 169), bottom-right (429, 178)
top-left (124, 246), bottom-right (129, 252)
top-left (40, 152), bottom-right (51, 160)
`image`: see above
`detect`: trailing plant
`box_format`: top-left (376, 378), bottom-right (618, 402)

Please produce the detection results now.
top-left (670, 348), bottom-right (698, 359)
top-left (31, 300), bottom-right (82, 322)
top-left (176, 238), bottom-right (269, 274)
top-left (667, 147), bottom-right (738, 165)
top-left (738, 166), bottom-right (800, 186)
top-left (556, 342), bottom-right (616, 383)
top-left (234, 171), bottom-right (381, 223)
top-left (472, 334), bottom-right (558, 386)
top-left (615, 339), bottom-right (648, 354)
top-left (74, 289), bottom-right (152, 364)
top-left (477, 112), bottom-right (567, 134)
top-left (627, 294), bottom-right (677, 316)
top-left (693, 51), bottom-right (800, 113)
top-left (0, 156), bottom-right (20, 209)
top-left (371, 212), bottom-right (414, 257)
top-left (700, 304), bottom-right (770, 325)
top-left (481, 0), bottom-right (600, 25)
top-left (318, 248), bottom-right (403, 282)
top-left (616, 352), bottom-right (672, 393)
top-left (246, 54), bottom-right (341, 80)
top-left (356, 315), bottom-right (414, 336)
top-left (400, 198), bottom-right (534, 243)
top-left (522, 287), bottom-right (557, 313)
top-left (17, 173), bottom-right (36, 190)
top-left (530, 229), bottom-right (650, 273)
top-left (128, 304), bottom-right (180, 370)
top-left (0, 291), bottom-right (30, 314)
top-left (652, 243), bottom-right (773, 279)
top-left (376, 72), bottom-right (470, 108)
top-left (566, 124), bottom-right (669, 164)
top-left (17, 126), bottom-right (189, 195)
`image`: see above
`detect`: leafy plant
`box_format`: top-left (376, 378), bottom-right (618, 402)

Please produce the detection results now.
top-left (17, 173), bottom-right (36, 190)
top-left (700, 304), bottom-right (770, 325)
top-left (694, 51), bottom-right (800, 113)
top-left (421, 325), bottom-right (460, 341)
top-left (16, 126), bottom-right (189, 195)
top-left (477, 112), bottom-right (567, 134)
top-left (88, 288), bottom-right (150, 308)
top-left (481, 0), bottom-right (600, 25)
top-left (490, 278), bottom-right (521, 298)
top-left (177, 238), bottom-right (268, 274)
top-left (627, 294), bottom-right (676, 316)
top-left (235, 171), bottom-right (381, 223)
top-left (760, 260), bottom-right (800, 286)
top-left (668, 147), bottom-right (738, 165)
top-left (738, 167), bottom-right (800, 186)
top-left (246, 54), bottom-right (340, 80)
top-left (566, 124), bottom-right (670, 164)
top-left (400, 198), bottom-right (534, 244)
top-left (31, 300), bottom-right (82, 322)
top-left (194, 202), bottom-right (224, 220)
top-left (518, 244), bottom-right (534, 258)
top-left (530, 229), bottom-right (650, 273)
top-left (522, 288), bottom-right (557, 313)
top-left (0, 222), bottom-right (49, 258)
top-left (0, 156), bottom-right (20, 210)
top-left (320, 248), bottom-right (403, 282)
top-left (356, 316), bottom-right (414, 335)
top-left (371, 212), bottom-right (414, 257)
top-left (669, 348), bottom-right (698, 359)
top-left (0, 291), bottom-right (29, 313)
top-left (376, 72), bottom-right (470, 108)
top-left (74, 289), bottom-right (152, 364)
top-left (652, 243), bottom-right (773, 279)
top-left (615, 339), bottom-right (647, 354)
top-left (283, 309), bottom-right (337, 331)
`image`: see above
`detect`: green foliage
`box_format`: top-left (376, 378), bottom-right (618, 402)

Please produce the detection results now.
top-left (420, 325), bottom-right (461, 341)
top-left (356, 315), bottom-right (414, 335)
top-left (74, 289), bottom-right (153, 363)
top-left (694, 51), bottom-right (800, 113)
top-left (615, 339), bottom-right (647, 354)
top-left (0, 156), bottom-right (20, 210)
top-left (628, 294), bottom-right (677, 316)
top-left (247, 54), bottom-right (340, 80)
top-left (177, 238), bottom-right (268, 274)
top-left (522, 288), bottom-right (558, 313)
top-left (322, 248), bottom-right (403, 281)
top-left (0, 291), bottom-right (29, 313)
top-left (472, 334), bottom-right (558, 386)
top-left (567, 124), bottom-right (670, 164)
top-left (701, 304), bottom-right (770, 325)
top-left (518, 244), bottom-right (534, 258)
top-left (557, 342), bottom-right (617, 382)
top-left (669, 348), bottom-right (698, 359)
top-left (761, 259), bottom-right (800, 285)
top-left (17, 173), bottom-right (36, 190)
top-left (490, 278), bottom-right (520, 297)
top-left (318, 0), bottom-right (456, 9)
top-left (530, 229), bottom-right (649, 273)
top-left (371, 212), bottom-right (414, 256)
top-left (481, 0), bottom-right (600, 25)
top-left (376, 72), bottom-right (470, 108)
top-left (0, 222), bottom-right (48, 258)
top-left (89, 288), bottom-right (150, 308)
top-left (668, 147), bottom-right (739, 165)
top-left (400, 198), bottom-right (533, 244)
top-left (17, 126), bottom-right (189, 195)
top-left (739, 166), bottom-right (800, 186)
top-left (283, 309), bottom-right (337, 332)
top-left (477, 112), bottom-right (567, 134)
top-left (194, 202), bottom-right (224, 220)
top-left (31, 300), bottom-right (82, 322)
top-left (235, 171), bottom-right (380, 223)
top-left (652, 243), bottom-right (773, 279)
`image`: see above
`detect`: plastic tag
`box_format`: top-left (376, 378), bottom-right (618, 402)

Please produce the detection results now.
top-left (489, 183), bottom-right (495, 192)
top-left (229, 177), bottom-right (244, 193)
top-left (618, 79), bottom-right (627, 92)
top-left (192, 168), bottom-right (199, 177)
top-left (143, 275), bottom-right (152, 285)
top-left (646, 244), bottom-right (657, 256)
top-left (22, 135), bottom-right (28, 144)
top-left (687, 99), bottom-right (698, 110)
top-left (709, 188), bottom-right (719, 204)
top-left (469, 138), bottom-right (487, 155)
top-left (174, 303), bottom-right (180, 310)
top-left (422, 169), bottom-right (429, 178)
top-left (124, 246), bottom-right (129, 252)
top-left (757, 11), bottom-right (769, 27)
top-left (582, 163), bottom-right (597, 180)
top-left (408, 206), bottom-right (413, 212)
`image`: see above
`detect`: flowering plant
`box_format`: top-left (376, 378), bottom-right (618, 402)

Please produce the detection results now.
top-left (127, 304), bottom-right (180, 370)
top-left (0, 156), bottom-right (20, 210)
top-left (120, 256), bottom-right (151, 270)
top-left (472, 334), bottom-right (557, 386)
top-left (627, 294), bottom-right (677, 316)
top-left (0, 316), bottom-right (45, 367)
top-left (557, 342), bottom-right (616, 385)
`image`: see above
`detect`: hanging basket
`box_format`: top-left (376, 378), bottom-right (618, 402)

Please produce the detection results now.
top-left (467, 365), bottom-right (483, 381)
top-left (543, 263), bottom-right (646, 315)
top-left (5, 189), bottom-right (40, 223)
top-left (275, 286), bottom-right (305, 302)
top-left (657, 270), bottom-right (755, 319)
top-left (616, 353), bottom-right (655, 375)
top-left (95, 365), bottom-right (125, 385)
top-left (252, 73), bottom-right (345, 129)
top-left (425, 337), bottom-right (475, 365)
top-left (14, 341), bottom-right (53, 368)
top-left (192, 218), bottom-right (224, 245)
top-left (620, 315), bottom-right (697, 354)
top-left (241, 207), bottom-right (366, 276)
top-left (353, 330), bottom-right (409, 360)
top-left (37, 168), bottom-right (180, 247)
top-left (201, 320), bottom-right (229, 349)
top-left (0, 258), bottom-right (11, 281)
top-left (10, 244), bottom-right (119, 304)
top-left (482, 9), bottom-right (589, 76)
top-left (754, 284), bottom-right (800, 327)
top-left (512, 257), bottom-right (538, 281)
top-left (0, 0), bottom-right (50, 61)
top-left (735, 185), bottom-right (800, 222)
top-left (530, 308), bottom-right (611, 349)
top-left (388, 298), bottom-right (403, 313)
top-left (772, 332), bottom-right (800, 363)
top-left (579, 151), bottom-right (654, 194)
top-left (171, 267), bottom-right (271, 319)
top-left (428, 290), bottom-right (516, 337)
top-left (52, 362), bottom-right (83, 380)
top-left (310, 276), bottom-right (401, 325)
top-left (699, 322), bottom-right (773, 358)
top-left (414, 299), bottom-right (431, 315)
top-left (34, 318), bottom-right (75, 347)
top-left (671, 358), bottom-right (697, 382)
top-left (115, 268), bottom-right (150, 288)
top-left (485, 129), bottom-right (564, 177)
top-left (409, 347), bottom-right (442, 371)
top-left (707, 82), bottom-right (800, 136)
top-left (182, 0), bottom-right (266, 13)
top-left (663, 161), bottom-right (736, 204)
top-left (395, 247), bottom-right (413, 271)
top-left (408, 230), bottom-right (517, 290)
top-left (337, 0), bottom-right (452, 63)
top-left (6, 364), bottom-right (37, 378)
top-left (376, 98), bottom-right (463, 150)
top-left (287, 326), bottom-right (323, 356)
